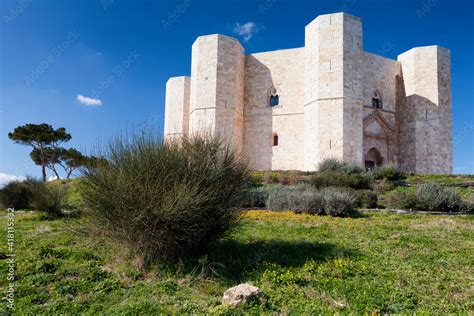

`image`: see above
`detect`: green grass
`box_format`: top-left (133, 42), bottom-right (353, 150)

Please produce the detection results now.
top-left (406, 173), bottom-right (474, 186)
top-left (406, 174), bottom-right (474, 198)
top-left (1, 209), bottom-right (472, 314)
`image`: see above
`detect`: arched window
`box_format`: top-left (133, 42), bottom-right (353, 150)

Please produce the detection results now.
top-left (273, 133), bottom-right (279, 146)
top-left (268, 87), bottom-right (280, 107)
top-left (270, 94), bottom-right (279, 107)
top-left (372, 91), bottom-right (382, 109)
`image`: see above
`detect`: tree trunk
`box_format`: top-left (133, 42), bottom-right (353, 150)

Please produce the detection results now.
top-left (42, 163), bottom-right (47, 182)
top-left (52, 168), bottom-right (61, 181)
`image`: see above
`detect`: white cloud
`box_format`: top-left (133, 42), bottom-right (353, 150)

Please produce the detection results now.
top-left (0, 173), bottom-right (26, 188)
top-left (47, 176), bottom-right (59, 182)
top-left (77, 94), bottom-right (102, 106)
top-left (233, 22), bottom-right (260, 42)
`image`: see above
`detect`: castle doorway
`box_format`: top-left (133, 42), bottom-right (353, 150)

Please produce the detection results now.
top-left (365, 147), bottom-right (383, 170)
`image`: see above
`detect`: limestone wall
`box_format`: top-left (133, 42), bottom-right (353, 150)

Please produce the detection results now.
top-left (362, 52), bottom-right (401, 114)
top-left (361, 53), bottom-right (401, 164)
top-left (243, 48), bottom-right (305, 170)
top-left (189, 35), bottom-right (245, 151)
top-left (164, 76), bottom-right (190, 140)
top-left (189, 35), bottom-right (218, 136)
top-left (304, 13), bottom-right (364, 170)
top-left (164, 12), bottom-right (452, 174)
top-left (397, 46), bottom-right (452, 174)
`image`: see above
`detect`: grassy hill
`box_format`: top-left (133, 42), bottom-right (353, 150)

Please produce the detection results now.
top-left (1, 209), bottom-right (472, 314)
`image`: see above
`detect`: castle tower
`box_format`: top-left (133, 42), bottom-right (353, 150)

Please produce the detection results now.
top-left (164, 76), bottom-right (190, 140)
top-left (304, 13), bottom-right (364, 171)
top-left (397, 46), bottom-right (452, 174)
top-left (189, 34), bottom-right (245, 151)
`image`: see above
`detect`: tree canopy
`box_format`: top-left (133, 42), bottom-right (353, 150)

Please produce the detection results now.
top-left (9, 124), bottom-right (72, 181)
top-left (8, 123), bottom-right (71, 149)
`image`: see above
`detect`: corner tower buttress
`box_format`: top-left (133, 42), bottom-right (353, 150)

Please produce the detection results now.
top-left (304, 13), bottom-right (364, 171)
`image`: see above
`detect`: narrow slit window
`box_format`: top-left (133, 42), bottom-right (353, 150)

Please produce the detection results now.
top-left (273, 134), bottom-right (279, 146)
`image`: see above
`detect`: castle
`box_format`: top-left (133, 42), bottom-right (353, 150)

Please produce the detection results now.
top-left (164, 12), bottom-right (452, 173)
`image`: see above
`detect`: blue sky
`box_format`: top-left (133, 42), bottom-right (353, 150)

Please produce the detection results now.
top-left (0, 0), bottom-right (473, 183)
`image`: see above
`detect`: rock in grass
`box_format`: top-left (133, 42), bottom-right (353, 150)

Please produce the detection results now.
top-left (222, 283), bottom-right (263, 307)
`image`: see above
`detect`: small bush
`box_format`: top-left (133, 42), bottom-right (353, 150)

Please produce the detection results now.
top-left (243, 187), bottom-right (268, 208)
top-left (461, 194), bottom-right (474, 214)
top-left (366, 164), bottom-right (405, 181)
top-left (252, 170), bottom-right (310, 186)
top-left (266, 185), bottom-right (305, 212)
top-left (310, 171), bottom-right (372, 190)
top-left (0, 178), bottom-right (68, 216)
top-left (353, 190), bottom-right (378, 209)
top-left (30, 182), bottom-right (68, 217)
top-left (249, 172), bottom-right (264, 187)
top-left (373, 179), bottom-right (396, 194)
top-left (299, 189), bottom-right (325, 215)
top-left (387, 189), bottom-right (418, 210)
top-left (80, 133), bottom-right (251, 261)
top-left (387, 182), bottom-right (465, 212)
top-left (318, 158), bottom-right (364, 174)
top-left (0, 179), bottom-right (35, 209)
top-left (263, 185), bottom-right (355, 216)
top-left (321, 188), bottom-right (356, 217)
top-left (416, 182), bottom-right (462, 212)
top-left (265, 184), bottom-right (325, 214)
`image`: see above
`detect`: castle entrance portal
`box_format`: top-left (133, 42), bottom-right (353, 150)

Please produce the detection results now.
top-left (365, 147), bottom-right (383, 170)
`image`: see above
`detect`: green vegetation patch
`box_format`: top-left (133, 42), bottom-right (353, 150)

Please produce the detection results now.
top-left (1, 210), bottom-right (472, 314)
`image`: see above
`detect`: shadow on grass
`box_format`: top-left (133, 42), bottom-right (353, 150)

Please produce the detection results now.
top-left (202, 239), bottom-right (357, 283)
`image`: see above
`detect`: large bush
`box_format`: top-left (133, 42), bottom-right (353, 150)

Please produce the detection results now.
top-left (80, 133), bottom-right (251, 261)
top-left (0, 179), bottom-right (35, 209)
top-left (0, 178), bottom-right (68, 216)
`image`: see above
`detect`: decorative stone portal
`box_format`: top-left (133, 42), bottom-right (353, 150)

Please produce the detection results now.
top-left (365, 147), bottom-right (383, 169)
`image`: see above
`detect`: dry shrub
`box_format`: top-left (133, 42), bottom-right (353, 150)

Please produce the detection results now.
top-left (80, 133), bottom-right (251, 261)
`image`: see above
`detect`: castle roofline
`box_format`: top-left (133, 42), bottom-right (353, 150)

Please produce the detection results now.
top-left (248, 46), bottom-right (304, 57)
top-left (305, 12), bottom-right (361, 29)
top-left (166, 76), bottom-right (190, 84)
top-left (363, 51), bottom-right (399, 65)
top-left (397, 45), bottom-right (450, 59)
top-left (192, 34), bottom-right (244, 50)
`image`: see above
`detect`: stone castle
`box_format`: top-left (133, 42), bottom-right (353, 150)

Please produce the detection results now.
top-left (164, 12), bottom-right (452, 173)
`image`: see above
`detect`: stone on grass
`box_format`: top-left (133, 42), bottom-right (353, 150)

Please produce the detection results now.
top-left (222, 283), bottom-right (263, 307)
